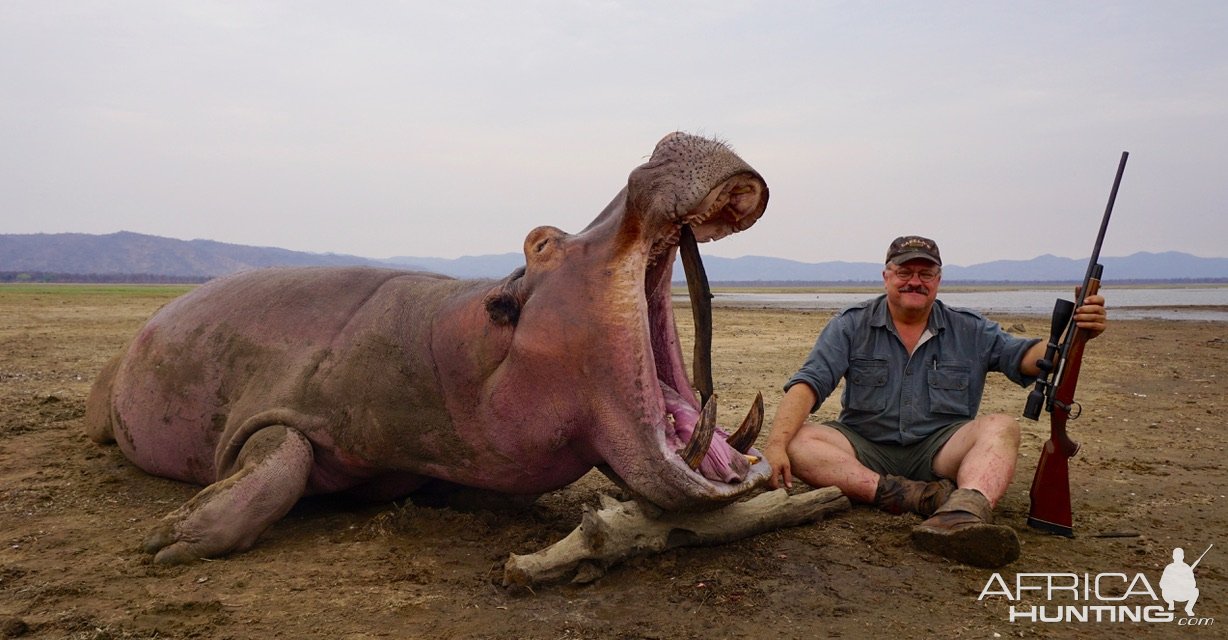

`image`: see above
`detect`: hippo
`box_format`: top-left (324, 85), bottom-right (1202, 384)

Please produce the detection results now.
top-left (84, 132), bottom-right (771, 564)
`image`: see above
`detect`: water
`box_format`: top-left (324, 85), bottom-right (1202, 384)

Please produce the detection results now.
top-left (700, 287), bottom-right (1228, 322)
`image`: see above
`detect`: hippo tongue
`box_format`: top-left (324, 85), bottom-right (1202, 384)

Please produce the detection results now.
top-left (662, 384), bottom-right (749, 483)
top-left (678, 225), bottom-right (713, 405)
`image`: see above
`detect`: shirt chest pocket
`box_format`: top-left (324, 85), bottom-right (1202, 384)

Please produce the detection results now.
top-left (927, 364), bottom-right (971, 416)
top-left (847, 357), bottom-right (889, 412)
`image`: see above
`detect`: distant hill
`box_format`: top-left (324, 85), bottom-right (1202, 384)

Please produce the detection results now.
top-left (940, 252), bottom-right (1228, 283)
top-left (692, 251), bottom-right (1228, 283)
top-left (0, 231), bottom-right (384, 281)
top-left (385, 253), bottom-right (525, 279)
top-left (2, 231), bottom-right (1227, 283)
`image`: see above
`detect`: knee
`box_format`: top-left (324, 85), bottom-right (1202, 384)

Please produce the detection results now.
top-left (783, 430), bottom-right (814, 464)
top-left (983, 414), bottom-right (1021, 449)
top-left (785, 424), bottom-right (846, 460)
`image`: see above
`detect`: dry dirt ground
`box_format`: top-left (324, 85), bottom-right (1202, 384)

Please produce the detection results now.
top-left (1, 285), bottom-right (1225, 639)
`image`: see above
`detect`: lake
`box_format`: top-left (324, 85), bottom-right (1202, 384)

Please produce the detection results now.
top-left (694, 286), bottom-right (1228, 322)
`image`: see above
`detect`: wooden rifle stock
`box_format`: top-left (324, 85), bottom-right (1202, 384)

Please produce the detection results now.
top-left (1027, 276), bottom-right (1099, 536)
top-left (1025, 151), bottom-right (1128, 537)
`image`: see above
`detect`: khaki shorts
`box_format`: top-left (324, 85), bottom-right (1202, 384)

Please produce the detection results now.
top-left (823, 420), bottom-right (968, 482)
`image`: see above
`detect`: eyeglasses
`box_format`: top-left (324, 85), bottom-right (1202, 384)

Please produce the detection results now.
top-left (889, 267), bottom-right (941, 283)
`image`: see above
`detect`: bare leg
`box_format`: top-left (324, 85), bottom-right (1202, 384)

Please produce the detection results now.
top-left (931, 414), bottom-right (1020, 506)
top-left (785, 423), bottom-right (878, 503)
top-left (143, 425), bottom-right (313, 564)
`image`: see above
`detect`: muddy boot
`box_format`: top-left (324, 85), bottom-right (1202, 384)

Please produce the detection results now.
top-left (873, 475), bottom-right (956, 517)
top-left (911, 488), bottom-right (1020, 568)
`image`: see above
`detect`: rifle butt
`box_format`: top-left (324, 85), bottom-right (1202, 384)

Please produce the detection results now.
top-left (1028, 439), bottom-right (1075, 537)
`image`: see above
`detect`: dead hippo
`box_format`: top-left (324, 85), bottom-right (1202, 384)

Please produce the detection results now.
top-left (84, 132), bottom-right (771, 563)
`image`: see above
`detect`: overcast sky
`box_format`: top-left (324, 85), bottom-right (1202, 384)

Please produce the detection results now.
top-left (2, 1), bottom-right (1225, 266)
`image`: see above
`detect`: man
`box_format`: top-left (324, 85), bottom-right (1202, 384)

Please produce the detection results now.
top-left (1159, 547), bottom-right (1200, 616)
top-left (763, 236), bottom-right (1107, 568)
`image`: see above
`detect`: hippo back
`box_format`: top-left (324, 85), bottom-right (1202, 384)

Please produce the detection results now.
top-left (100, 266), bottom-right (480, 485)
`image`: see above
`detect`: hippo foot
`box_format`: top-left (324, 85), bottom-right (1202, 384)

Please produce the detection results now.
top-left (142, 426), bottom-right (314, 564)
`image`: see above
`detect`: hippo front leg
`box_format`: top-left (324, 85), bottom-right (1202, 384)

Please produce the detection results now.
top-left (142, 425), bottom-right (313, 564)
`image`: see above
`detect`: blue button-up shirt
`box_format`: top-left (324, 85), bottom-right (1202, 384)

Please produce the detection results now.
top-left (785, 295), bottom-right (1040, 445)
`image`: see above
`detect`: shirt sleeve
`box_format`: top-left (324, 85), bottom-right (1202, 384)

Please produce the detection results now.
top-left (984, 319), bottom-right (1042, 387)
top-left (784, 311), bottom-right (854, 413)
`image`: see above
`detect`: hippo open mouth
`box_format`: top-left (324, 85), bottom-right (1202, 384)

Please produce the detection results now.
top-left (642, 187), bottom-right (768, 491)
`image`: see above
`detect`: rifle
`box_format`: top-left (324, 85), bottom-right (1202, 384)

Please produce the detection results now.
top-left (1023, 151), bottom-right (1129, 537)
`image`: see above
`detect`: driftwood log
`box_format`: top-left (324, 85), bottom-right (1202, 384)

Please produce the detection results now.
top-left (503, 487), bottom-right (849, 587)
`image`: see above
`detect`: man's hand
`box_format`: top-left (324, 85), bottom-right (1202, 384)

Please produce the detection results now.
top-left (762, 384), bottom-right (817, 489)
top-left (1075, 292), bottom-right (1107, 338)
top-left (764, 440), bottom-right (793, 489)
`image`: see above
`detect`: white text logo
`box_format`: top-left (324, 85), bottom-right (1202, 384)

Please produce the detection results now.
top-left (978, 545), bottom-right (1214, 626)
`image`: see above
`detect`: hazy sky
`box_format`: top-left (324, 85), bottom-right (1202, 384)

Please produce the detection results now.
top-left (3, 1), bottom-right (1225, 266)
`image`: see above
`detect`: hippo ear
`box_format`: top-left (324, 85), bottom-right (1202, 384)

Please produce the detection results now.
top-left (484, 267), bottom-right (526, 326)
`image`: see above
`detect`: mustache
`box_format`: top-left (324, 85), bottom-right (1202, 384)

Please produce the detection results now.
top-left (899, 286), bottom-right (930, 295)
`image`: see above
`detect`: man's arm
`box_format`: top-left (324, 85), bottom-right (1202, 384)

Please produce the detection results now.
top-left (764, 307), bottom-right (857, 488)
top-left (1020, 293), bottom-right (1107, 377)
top-left (762, 383), bottom-right (819, 489)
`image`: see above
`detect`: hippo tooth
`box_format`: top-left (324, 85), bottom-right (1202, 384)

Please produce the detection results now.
top-left (725, 391), bottom-right (764, 454)
top-left (678, 225), bottom-right (713, 405)
top-left (677, 395), bottom-right (717, 471)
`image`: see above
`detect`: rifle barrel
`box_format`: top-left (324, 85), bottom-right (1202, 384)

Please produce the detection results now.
top-left (1080, 151), bottom-right (1128, 301)
top-left (1060, 152), bottom-right (1128, 381)
top-left (1191, 543), bottom-right (1213, 569)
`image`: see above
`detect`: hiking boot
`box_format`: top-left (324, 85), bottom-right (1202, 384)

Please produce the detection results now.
top-left (911, 488), bottom-right (1020, 568)
top-left (873, 475), bottom-right (957, 517)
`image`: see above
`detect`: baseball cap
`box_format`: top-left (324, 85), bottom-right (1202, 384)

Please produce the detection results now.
top-left (885, 235), bottom-right (942, 266)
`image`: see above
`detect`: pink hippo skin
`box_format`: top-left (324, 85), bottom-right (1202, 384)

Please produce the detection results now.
top-left (84, 132), bottom-right (771, 563)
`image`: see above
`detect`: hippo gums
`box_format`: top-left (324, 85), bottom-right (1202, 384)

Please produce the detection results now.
top-left (85, 132), bottom-right (771, 563)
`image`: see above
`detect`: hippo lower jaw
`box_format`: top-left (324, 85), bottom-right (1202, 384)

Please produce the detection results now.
top-left (617, 230), bottom-right (769, 511)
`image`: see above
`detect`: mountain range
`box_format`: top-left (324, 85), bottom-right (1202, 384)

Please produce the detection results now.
top-left (3, 231), bottom-right (1227, 283)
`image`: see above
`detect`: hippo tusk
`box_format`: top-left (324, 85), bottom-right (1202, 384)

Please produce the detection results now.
top-left (678, 395), bottom-right (717, 470)
top-left (680, 225), bottom-right (766, 460)
top-left (725, 391), bottom-right (764, 454)
top-left (678, 225), bottom-right (713, 405)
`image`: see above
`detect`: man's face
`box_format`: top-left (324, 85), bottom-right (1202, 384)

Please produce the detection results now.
top-left (883, 258), bottom-right (941, 315)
